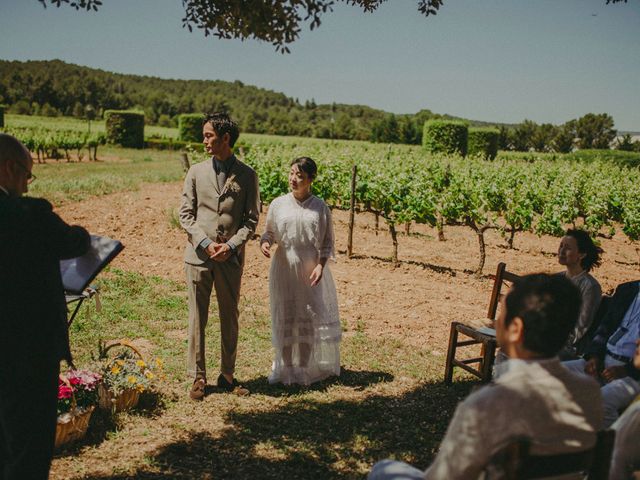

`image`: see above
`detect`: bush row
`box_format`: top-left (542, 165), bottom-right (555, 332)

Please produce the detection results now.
top-left (423, 120), bottom-right (499, 159)
top-left (102, 112), bottom-right (206, 149)
top-left (105, 110), bottom-right (145, 148)
top-left (178, 114), bottom-right (204, 143)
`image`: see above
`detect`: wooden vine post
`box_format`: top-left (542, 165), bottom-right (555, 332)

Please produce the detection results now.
top-left (179, 153), bottom-right (190, 173)
top-left (389, 222), bottom-right (399, 266)
top-left (347, 164), bottom-right (357, 258)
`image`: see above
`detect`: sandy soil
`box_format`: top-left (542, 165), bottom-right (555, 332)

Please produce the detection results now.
top-left (57, 181), bottom-right (640, 353)
top-left (46, 181), bottom-right (640, 479)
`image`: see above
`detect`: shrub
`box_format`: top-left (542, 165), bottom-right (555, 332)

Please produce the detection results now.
top-left (423, 120), bottom-right (468, 156)
top-left (40, 103), bottom-right (60, 117)
top-left (104, 110), bottom-right (145, 148)
top-left (157, 114), bottom-right (173, 128)
top-left (10, 100), bottom-right (32, 115)
top-left (179, 113), bottom-right (205, 143)
top-left (468, 128), bottom-right (499, 159)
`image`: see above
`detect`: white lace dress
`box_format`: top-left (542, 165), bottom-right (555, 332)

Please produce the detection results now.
top-left (261, 193), bottom-right (341, 385)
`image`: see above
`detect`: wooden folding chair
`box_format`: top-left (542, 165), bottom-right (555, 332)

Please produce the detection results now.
top-left (494, 429), bottom-right (615, 480)
top-left (444, 262), bottom-right (521, 384)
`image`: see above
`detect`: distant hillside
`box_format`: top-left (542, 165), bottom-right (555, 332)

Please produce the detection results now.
top-left (0, 59), bottom-right (499, 142)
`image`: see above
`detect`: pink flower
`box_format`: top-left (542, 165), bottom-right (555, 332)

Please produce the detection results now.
top-left (58, 385), bottom-right (73, 400)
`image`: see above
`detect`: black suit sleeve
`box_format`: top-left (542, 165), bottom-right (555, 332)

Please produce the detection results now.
top-left (33, 198), bottom-right (90, 259)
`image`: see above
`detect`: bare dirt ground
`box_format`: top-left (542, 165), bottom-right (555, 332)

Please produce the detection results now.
top-left (48, 181), bottom-right (640, 479)
top-left (57, 181), bottom-right (640, 353)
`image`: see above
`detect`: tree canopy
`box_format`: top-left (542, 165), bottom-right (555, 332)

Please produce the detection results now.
top-left (39, 0), bottom-right (627, 52)
top-left (0, 59), bottom-right (389, 140)
top-left (38, 0), bottom-right (442, 52)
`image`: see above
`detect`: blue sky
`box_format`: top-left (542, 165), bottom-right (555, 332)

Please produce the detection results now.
top-left (1, 0), bottom-right (639, 130)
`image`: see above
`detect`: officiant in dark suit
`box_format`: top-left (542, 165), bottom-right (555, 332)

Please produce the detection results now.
top-left (0, 133), bottom-right (90, 480)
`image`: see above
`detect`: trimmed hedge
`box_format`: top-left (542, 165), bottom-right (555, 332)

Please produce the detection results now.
top-left (423, 120), bottom-right (468, 156)
top-left (468, 128), bottom-right (500, 160)
top-left (178, 113), bottom-right (204, 143)
top-left (104, 110), bottom-right (145, 148)
top-left (0, 105), bottom-right (4, 128)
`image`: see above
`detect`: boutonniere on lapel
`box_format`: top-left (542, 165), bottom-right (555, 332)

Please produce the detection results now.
top-left (222, 173), bottom-right (240, 194)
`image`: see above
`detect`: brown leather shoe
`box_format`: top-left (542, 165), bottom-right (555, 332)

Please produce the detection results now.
top-left (217, 374), bottom-right (250, 396)
top-left (189, 378), bottom-right (206, 401)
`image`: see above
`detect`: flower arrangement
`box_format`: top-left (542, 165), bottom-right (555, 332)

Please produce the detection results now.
top-left (57, 369), bottom-right (102, 416)
top-left (55, 369), bottom-right (101, 448)
top-left (100, 351), bottom-right (161, 396)
top-left (97, 340), bottom-right (163, 411)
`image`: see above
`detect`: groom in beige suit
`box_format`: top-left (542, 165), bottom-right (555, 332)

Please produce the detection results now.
top-left (179, 113), bottom-right (260, 399)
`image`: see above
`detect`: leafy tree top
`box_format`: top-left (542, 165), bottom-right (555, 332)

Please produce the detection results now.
top-left (38, 0), bottom-right (627, 52)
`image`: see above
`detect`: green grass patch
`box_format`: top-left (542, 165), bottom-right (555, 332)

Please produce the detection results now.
top-left (28, 146), bottom-right (184, 205)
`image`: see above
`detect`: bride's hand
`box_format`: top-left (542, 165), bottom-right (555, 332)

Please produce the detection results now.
top-left (260, 241), bottom-right (271, 258)
top-left (309, 264), bottom-right (323, 286)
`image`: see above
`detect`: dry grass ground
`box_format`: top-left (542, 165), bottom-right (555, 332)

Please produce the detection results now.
top-left (49, 181), bottom-right (639, 479)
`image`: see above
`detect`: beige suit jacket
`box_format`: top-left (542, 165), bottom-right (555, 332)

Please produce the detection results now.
top-left (179, 155), bottom-right (260, 266)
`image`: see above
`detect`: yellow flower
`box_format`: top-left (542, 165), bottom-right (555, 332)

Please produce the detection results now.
top-left (137, 385), bottom-right (145, 393)
top-left (111, 366), bottom-right (121, 375)
top-left (144, 370), bottom-right (154, 379)
top-left (127, 376), bottom-right (137, 384)
top-left (155, 359), bottom-right (163, 368)
top-left (136, 360), bottom-right (146, 368)
top-left (116, 359), bottom-right (125, 366)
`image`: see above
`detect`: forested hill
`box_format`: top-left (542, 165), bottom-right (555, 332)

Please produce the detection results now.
top-left (0, 59), bottom-right (490, 142)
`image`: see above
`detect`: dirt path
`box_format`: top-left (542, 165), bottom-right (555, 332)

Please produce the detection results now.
top-left (57, 181), bottom-right (640, 352)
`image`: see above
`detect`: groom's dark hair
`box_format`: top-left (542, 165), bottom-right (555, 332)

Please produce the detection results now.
top-left (204, 112), bottom-right (240, 148)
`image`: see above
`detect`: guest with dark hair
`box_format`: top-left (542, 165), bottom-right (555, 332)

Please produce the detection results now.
top-left (260, 157), bottom-right (341, 385)
top-left (369, 274), bottom-right (602, 480)
top-left (557, 228), bottom-right (603, 359)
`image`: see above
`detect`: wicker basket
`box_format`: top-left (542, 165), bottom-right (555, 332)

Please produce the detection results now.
top-left (55, 376), bottom-right (95, 448)
top-left (98, 340), bottom-right (145, 412)
top-left (98, 383), bottom-right (141, 411)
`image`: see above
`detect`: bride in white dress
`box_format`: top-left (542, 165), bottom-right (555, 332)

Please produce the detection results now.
top-left (260, 157), bottom-right (341, 385)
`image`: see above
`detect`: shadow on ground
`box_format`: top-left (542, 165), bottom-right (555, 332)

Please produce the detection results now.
top-left (344, 252), bottom-right (461, 277)
top-left (80, 379), bottom-right (474, 480)
top-left (241, 367), bottom-right (395, 397)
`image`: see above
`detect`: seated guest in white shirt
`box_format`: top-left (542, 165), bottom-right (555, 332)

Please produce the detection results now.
top-left (368, 273), bottom-right (603, 480)
top-left (610, 338), bottom-right (640, 480)
top-left (564, 280), bottom-right (640, 428)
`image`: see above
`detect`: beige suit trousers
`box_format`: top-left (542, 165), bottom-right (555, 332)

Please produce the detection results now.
top-left (186, 257), bottom-right (243, 381)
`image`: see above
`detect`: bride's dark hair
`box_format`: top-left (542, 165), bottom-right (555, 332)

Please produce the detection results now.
top-left (291, 156), bottom-right (317, 180)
